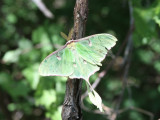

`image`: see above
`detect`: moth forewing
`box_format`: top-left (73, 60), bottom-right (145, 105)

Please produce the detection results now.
top-left (39, 33), bottom-right (117, 80)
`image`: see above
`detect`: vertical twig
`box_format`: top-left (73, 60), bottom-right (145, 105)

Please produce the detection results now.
top-left (110, 0), bottom-right (134, 120)
top-left (61, 0), bottom-right (88, 120)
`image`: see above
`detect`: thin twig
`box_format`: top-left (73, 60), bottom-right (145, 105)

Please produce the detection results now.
top-left (32, 0), bottom-right (54, 18)
top-left (62, 0), bottom-right (88, 119)
top-left (81, 101), bottom-right (113, 116)
top-left (118, 106), bottom-right (154, 120)
top-left (111, 0), bottom-right (134, 119)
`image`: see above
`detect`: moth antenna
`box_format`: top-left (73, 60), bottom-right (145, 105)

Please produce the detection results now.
top-left (67, 28), bottom-right (74, 41)
top-left (60, 32), bottom-right (68, 41)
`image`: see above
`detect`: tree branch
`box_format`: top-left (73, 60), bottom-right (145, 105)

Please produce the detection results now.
top-left (118, 106), bottom-right (154, 120)
top-left (61, 0), bottom-right (88, 120)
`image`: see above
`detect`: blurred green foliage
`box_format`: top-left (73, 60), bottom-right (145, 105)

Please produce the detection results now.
top-left (0, 0), bottom-right (160, 120)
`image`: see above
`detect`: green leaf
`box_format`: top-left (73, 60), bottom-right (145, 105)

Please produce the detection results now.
top-left (2, 49), bottom-right (21, 64)
top-left (124, 99), bottom-right (135, 107)
top-left (6, 13), bottom-right (17, 24)
top-left (35, 89), bottom-right (56, 109)
top-left (7, 103), bottom-right (17, 111)
top-left (134, 8), bottom-right (155, 39)
top-left (153, 1), bottom-right (160, 27)
top-left (153, 16), bottom-right (160, 27)
top-left (150, 40), bottom-right (160, 53)
top-left (154, 61), bottom-right (160, 73)
top-left (22, 64), bottom-right (40, 90)
top-left (133, 8), bottom-right (157, 46)
top-left (46, 106), bottom-right (62, 120)
top-left (0, 72), bottom-right (30, 98)
top-left (18, 38), bottom-right (33, 51)
top-left (137, 50), bottom-right (154, 64)
top-left (32, 27), bottom-right (52, 52)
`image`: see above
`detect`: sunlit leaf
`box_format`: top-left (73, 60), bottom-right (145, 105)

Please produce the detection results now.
top-left (35, 89), bottom-right (56, 109)
top-left (153, 16), bottom-right (160, 27)
top-left (23, 64), bottom-right (40, 89)
top-left (18, 38), bottom-right (33, 51)
top-left (46, 106), bottom-right (62, 120)
top-left (2, 49), bottom-right (21, 64)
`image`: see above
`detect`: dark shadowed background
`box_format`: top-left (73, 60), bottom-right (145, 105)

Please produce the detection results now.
top-left (0, 0), bottom-right (160, 120)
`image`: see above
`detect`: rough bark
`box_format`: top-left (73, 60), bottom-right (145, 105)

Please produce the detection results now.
top-left (61, 0), bottom-right (88, 120)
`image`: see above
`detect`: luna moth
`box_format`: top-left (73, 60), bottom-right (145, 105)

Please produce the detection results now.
top-left (39, 33), bottom-right (117, 111)
top-left (39, 33), bottom-right (117, 80)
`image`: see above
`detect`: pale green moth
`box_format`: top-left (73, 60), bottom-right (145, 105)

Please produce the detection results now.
top-left (39, 33), bottom-right (117, 80)
top-left (39, 33), bottom-right (117, 111)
